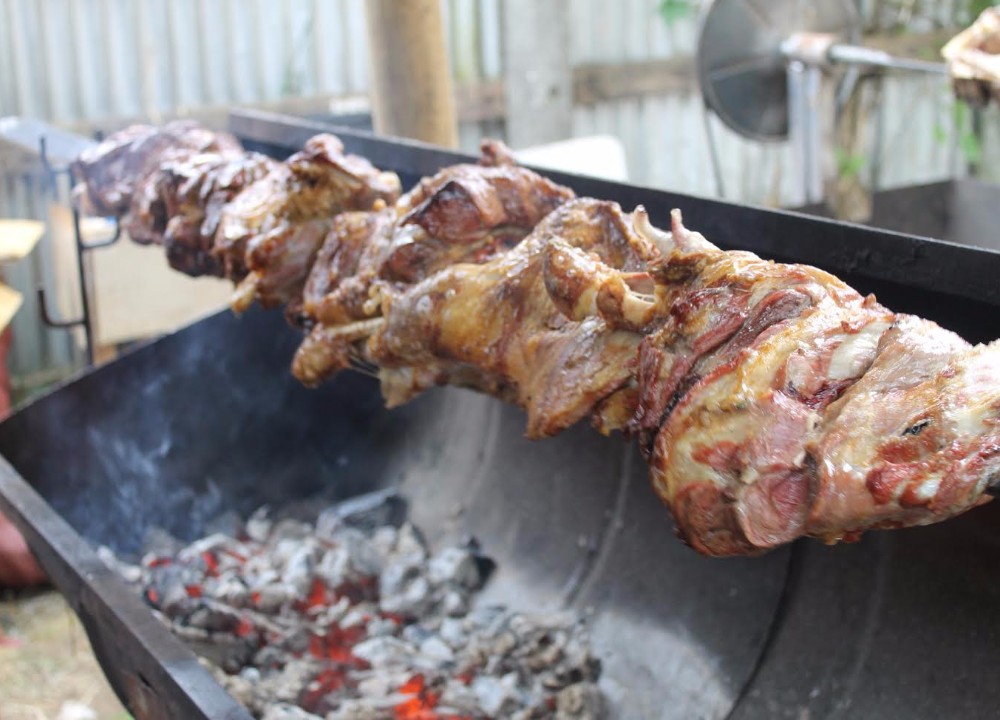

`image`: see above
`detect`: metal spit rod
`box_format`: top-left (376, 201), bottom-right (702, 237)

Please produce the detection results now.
top-left (781, 32), bottom-right (948, 205)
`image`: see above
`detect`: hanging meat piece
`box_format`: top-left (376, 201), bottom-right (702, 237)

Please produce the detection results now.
top-left (215, 134), bottom-right (401, 313)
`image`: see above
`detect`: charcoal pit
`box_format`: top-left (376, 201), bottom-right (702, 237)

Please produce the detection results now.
top-left (105, 490), bottom-right (605, 719)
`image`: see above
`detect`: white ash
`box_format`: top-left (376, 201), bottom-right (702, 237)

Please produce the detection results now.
top-left (102, 491), bottom-right (604, 719)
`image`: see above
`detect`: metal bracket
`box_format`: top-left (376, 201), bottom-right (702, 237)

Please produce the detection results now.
top-left (35, 135), bottom-right (122, 366)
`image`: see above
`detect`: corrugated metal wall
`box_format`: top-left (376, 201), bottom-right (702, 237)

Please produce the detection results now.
top-left (0, 0), bottom-right (984, 381)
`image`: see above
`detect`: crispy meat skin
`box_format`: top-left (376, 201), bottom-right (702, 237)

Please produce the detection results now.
top-left (74, 128), bottom-right (1000, 557)
top-left (157, 152), bottom-right (278, 277)
top-left (71, 121), bottom-right (241, 231)
top-left (368, 205), bottom-right (1000, 556)
top-left (291, 141), bottom-right (574, 386)
top-left (216, 134), bottom-right (401, 312)
top-left (369, 199), bottom-right (656, 437)
top-left (637, 216), bottom-right (1000, 555)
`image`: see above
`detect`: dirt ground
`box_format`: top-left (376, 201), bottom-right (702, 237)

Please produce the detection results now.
top-left (0, 588), bottom-right (129, 720)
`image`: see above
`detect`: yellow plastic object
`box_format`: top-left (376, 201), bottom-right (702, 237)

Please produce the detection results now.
top-left (0, 219), bottom-right (44, 264)
top-left (0, 282), bottom-right (23, 332)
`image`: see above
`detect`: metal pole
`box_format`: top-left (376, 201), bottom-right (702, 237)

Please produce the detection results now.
top-left (71, 206), bottom-right (94, 366)
top-left (786, 61), bottom-right (825, 206)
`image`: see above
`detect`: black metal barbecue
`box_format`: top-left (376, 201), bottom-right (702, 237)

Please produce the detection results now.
top-left (2, 110), bottom-right (1000, 719)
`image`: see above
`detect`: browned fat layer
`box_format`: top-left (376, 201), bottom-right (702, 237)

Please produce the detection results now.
top-left (631, 287), bottom-right (812, 436)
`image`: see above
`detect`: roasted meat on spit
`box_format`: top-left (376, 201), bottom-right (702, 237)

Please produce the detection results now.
top-left (71, 120), bottom-right (242, 244)
top-left (73, 127), bottom-right (1000, 558)
top-left (157, 152), bottom-right (279, 277)
top-left (216, 134), bottom-right (401, 314)
top-left (292, 140), bottom-right (575, 386)
top-left (366, 205), bottom-right (1000, 555)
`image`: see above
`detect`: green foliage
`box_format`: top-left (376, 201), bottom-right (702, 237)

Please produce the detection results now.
top-left (932, 99), bottom-right (982, 166)
top-left (657, 0), bottom-right (697, 25)
top-left (969, 0), bottom-right (994, 19)
top-left (835, 148), bottom-right (866, 180)
top-left (953, 100), bottom-right (983, 165)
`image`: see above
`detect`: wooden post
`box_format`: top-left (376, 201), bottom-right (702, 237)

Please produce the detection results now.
top-left (364, 0), bottom-right (459, 148)
top-left (501, 0), bottom-right (572, 148)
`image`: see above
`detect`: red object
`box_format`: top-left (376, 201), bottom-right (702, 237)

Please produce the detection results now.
top-left (0, 326), bottom-right (11, 418)
top-left (0, 322), bottom-right (46, 588)
top-left (0, 510), bottom-right (46, 588)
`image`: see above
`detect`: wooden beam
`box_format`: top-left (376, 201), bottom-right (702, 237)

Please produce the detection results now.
top-left (455, 79), bottom-right (505, 124)
top-left (574, 57), bottom-right (696, 107)
top-left (363, 0), bottom-right (458, 147)
top-left (501, 0), bottom-right (572, 147)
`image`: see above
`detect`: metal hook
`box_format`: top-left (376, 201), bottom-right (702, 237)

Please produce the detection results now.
top-left (36, 286), bottom-right (84, 330)
top-left (81, 216), bottom-right (123, 250)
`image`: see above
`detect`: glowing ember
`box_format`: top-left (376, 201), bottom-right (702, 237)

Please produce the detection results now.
top-left (102, 491), bottom-right (605, 719)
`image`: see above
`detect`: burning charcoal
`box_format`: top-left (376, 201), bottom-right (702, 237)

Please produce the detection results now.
top-left (261, 659), bottom-right (322, 705)
top-left (145, 564), bottom-right (203, 617)
top-left (418, 635), bottom-right (454, 664)
top-left (314, 546), bottom-right (352, 589)
top-left (465, 603), bottom-right (506, 630)
top-left (392, 523), bottom-right (428, 562)
top-left (187, 602), bottom-right (243, 633)
top-left (313, 596), bottom-right (351, 627)
top-left (351, 636), bottom-right (416, 668)
top-left (209, 576), bottom-right (250, 606)
top-left (355, 671), bottom-right (410, 701)
top-left (246, 506), bottom-right (273, 543)
top-left (370, 526), bottom-right (398, 558)
top-left (439, 679), bottom-right (480, 714)
top-left (268, 518), bottom-right (313, 545)
top-left (181, 532), bottom-right (237, 560)
top-left (472, 673), bottom-right (522, 717)
top-left (326, 698), bottom-right (396, 720)
top-left (142, 526), bottom-right (184, 558)
top-left (254, 582), bottom-right (298, 613)
top-left (242, 556), bottom-right (281, 590)
top-left (378, 557), bottom-right (419, 599)
top-left (260, 704), bottom-right (323, 720)
top-left (555, 682), bottom-right (605, 719)
top-left (316, 488), bottom-right (406, 535)
top-left (437, 618), bottom-right (467, 649)
top-left (252, 645), bottom-right (288, 670)
top-left (339, 529), bottom-right (383, 576)
top-left (205, 509), bottom-right (245, 539)
top-left (441, 589), bottom-right (469, 617)
top-left (364, 616), bottom-right (397, 638)
top-left (106, 500), bottom-right (608, 718)
top-left (427, 546), bottom-right (481, 589)
top-left (280, 543), bottom-right (320, 596)
top-left (379, 575), bottom-right (431, 617)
